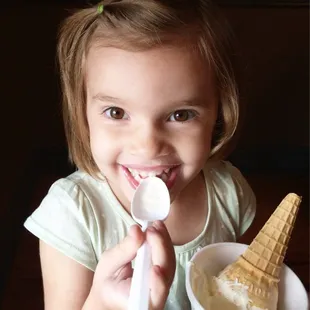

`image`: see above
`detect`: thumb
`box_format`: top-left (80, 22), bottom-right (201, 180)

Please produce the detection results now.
top-left (98, 225), bottom-right (144, 277)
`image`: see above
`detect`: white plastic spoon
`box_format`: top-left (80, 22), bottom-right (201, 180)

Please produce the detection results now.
top-left (128, 177), bottom-right (171, 310)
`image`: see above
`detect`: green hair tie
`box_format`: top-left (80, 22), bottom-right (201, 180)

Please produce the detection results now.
top-left (97, 3), bottom-right (104, 14)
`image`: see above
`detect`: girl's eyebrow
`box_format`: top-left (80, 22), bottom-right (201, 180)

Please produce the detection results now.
top-left (92, 93), bottom-right (124, 104)
top-left (92, 93), bottom-right (212, 109)
top-left (177, 100), bottom-right (207, 108)
top-left (171, 98), bottom-right (214, 110)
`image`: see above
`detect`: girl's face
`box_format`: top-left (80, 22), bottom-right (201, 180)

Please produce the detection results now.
top-left (86, 46), bottom-right (218, 209)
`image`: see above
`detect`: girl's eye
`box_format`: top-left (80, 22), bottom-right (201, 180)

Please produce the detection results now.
top-left (103, 107), bottom-right (128, 120)
top-left (169, 110), bottom-right (197, 122)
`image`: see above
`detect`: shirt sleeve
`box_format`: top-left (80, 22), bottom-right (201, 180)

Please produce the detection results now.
top-left (24, 178), bottom-right (97, 271)
top-left (223, 161), bottom-right (257, 237)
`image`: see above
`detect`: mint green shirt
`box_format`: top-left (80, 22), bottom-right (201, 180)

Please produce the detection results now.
top-left (24, 160), bottom-right (256, 309)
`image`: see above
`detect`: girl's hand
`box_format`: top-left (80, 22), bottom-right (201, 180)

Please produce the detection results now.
top-left (147, 221), bottom-right (176, 310)
top-left (84, 222), bottom-right (176, 310)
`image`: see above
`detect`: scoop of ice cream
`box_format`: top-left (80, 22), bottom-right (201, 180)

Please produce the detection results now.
top-left (190, 263), bottom-right (273, 310)
top-left (216, 261), bottom-right (279, 310)
top-left (213, 274), bottom-right (278, 310)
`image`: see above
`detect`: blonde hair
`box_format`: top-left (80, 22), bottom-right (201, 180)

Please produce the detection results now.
top-left (57, 0), bottom-right (240, 176)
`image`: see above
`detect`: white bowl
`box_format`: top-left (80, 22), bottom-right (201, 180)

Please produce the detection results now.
top-left (185, 242), bottom-right (309, 310)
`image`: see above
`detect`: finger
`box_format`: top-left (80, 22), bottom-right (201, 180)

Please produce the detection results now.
top-left (153, 220), bottom-right (171, 241)
top-left (99, 225), bottom-right (144, 277)
top-left (147, 221), bottom-right (176, 286)
top-left (114, 262), bottom-right (133, 281)
top-left (113, 263), bottom-right (134, 298)
top-left (149, 265), bottom-right (170, 310)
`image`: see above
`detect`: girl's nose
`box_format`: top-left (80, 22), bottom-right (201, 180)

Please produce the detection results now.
top-left (128, 124), bottom-right (170, 160)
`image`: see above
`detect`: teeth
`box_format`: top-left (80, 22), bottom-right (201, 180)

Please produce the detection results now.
top-left (128, 169), bottom-right (164, 178)
top-left (139, 171), bottom-right (148, 178)
top-left (127, 167), bottom-right (173, 182)
top-left (128, 168), bottom-right (137, 177)
top-left (138, 171), bottom-right (157, 178)
top-left (134, 175), bottom-right (141, 181)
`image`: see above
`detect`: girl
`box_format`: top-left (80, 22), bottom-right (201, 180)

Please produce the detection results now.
top-left (24, 0), bottom-right (256, 309)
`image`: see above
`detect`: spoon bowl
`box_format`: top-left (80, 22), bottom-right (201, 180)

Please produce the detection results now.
top-left (131, 177), bottom-right (170, 226)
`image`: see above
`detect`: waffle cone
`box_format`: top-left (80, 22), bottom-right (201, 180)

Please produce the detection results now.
top-left (216, 193), bottom-right (302, 309)
top-left (243, 192), bottom-right (301, 279)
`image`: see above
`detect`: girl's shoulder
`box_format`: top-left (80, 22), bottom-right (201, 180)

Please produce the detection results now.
top-left (204, 160), bottom-right (256, 237)
top-left (24, 171), bottom-right (130, 271)
top-left (49, 170), bottom-right (103, 196)
top-left (204, 160), bottom-right (251, 192)
top-left (46, 170), bottom-right (115, 212)
top-left (23, 170), bottom-right (102, 270)
top-left (37, 170), bottom-right (130, 235)
top-left (204, 159), bottom-right (242, 177)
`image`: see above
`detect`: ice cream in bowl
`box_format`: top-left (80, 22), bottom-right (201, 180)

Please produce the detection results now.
top-left (185, 193), bottom-right (309, 310)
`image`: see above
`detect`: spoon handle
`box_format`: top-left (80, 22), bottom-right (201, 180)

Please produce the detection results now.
top-left (128, 227), bottom-right (151, 310)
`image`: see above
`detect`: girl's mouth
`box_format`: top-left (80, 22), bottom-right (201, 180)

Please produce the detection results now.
top-left (121, 165), bottom-right (180, 190)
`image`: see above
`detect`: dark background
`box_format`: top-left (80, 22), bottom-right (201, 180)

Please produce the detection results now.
top-left (0, 1), bottom-right (309, 309)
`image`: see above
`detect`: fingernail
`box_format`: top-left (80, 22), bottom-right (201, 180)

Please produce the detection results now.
top-left (153, 265), bottom-right (163, 276)
top-left (154, 220), bottom-right (163, 230)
